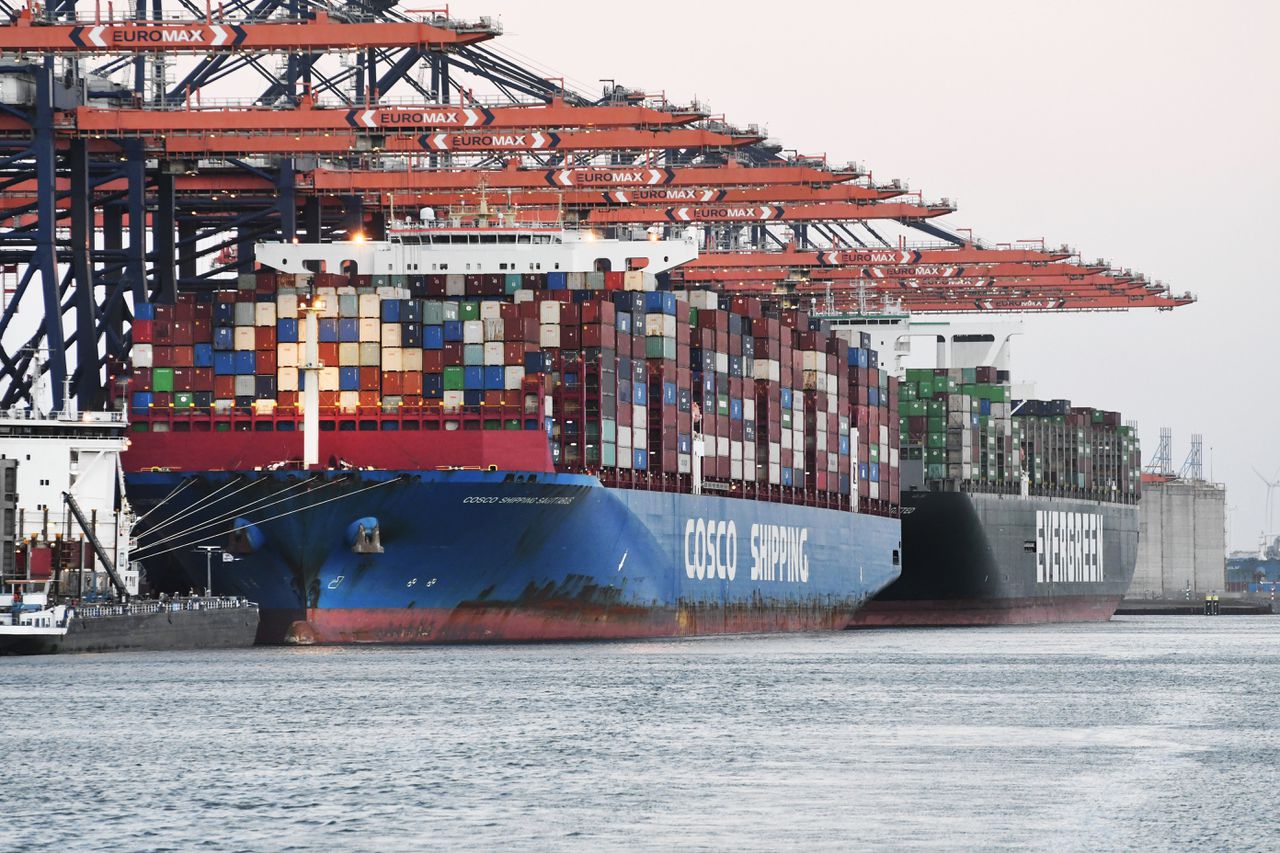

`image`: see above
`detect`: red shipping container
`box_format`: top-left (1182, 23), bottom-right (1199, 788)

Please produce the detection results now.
top-left (443, 343), bottom-right (464, 366)
top-left (153, 320), bottom-right (173, 344)
top-left (213, 376), bottom-right (235, 398)
top-left (133, 320), bottom-right (154, 343)
top-left (277, 391), bottom-right (298, 408)
top-left (382, 373), bottom-right (403, 395)
top-left (503, 342), bottom-right (524, 365)
top-left (154, 304), bottom-right (174, 322)
top-left (172, 346), bottom-right (194, 366)
top-left (604, 271), bottom-right (624, 290)
top-left (192, 318), bottom-right (212, 342)
top-left (422, 351), bottom-right (444, 372)
top-left (401, 372), bottom-right (423, 396)
top-left (318, 343), bottom-right (339, 364)
top-left (319, 391), bottom-right (339, 408)
top-left (132, 367), bottom-right (152, 390)
top-left (256, 351), bottom-right (277, 374)
top-left (255, 327), bottom-right (276, 350)
top-left (152, 346), bottom-right (174, 368)
top-left (172, 368), bottom-right (195, 392)
top-left (358, 391), bottom-right (378, 407)
top-left (359, 367), bottom-right (380, 391)
top-left (193, 368), bottom-right (213, 391)
top-left (172, 323), bottom-right (194, 345)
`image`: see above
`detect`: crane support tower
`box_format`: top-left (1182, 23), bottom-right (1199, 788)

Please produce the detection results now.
top-left (0, 0), bottom-right (1194, 412)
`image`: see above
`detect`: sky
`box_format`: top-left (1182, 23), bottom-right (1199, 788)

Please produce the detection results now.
top-left (457, 0), bottom-right (1280, 550)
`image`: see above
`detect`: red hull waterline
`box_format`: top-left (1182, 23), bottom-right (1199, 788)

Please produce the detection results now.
top-left (273, 603), bottom-right (861, 645)
top-left (848, 595), bottom-right (1124, 628)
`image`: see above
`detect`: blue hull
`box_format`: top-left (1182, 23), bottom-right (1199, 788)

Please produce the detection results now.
top-left (126, 470), bottom-right (900, 643)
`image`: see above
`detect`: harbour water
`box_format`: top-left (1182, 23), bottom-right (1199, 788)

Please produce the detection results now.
top-left (6, 616), bottom-right (1279, 851)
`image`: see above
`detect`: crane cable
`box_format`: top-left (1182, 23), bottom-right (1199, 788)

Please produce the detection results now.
top-left (134, 476), bottom-right (403, 563)
top-left (136, 475), bottom-right (260, 539)
top-left (132, 475), bottom-right (330, 556)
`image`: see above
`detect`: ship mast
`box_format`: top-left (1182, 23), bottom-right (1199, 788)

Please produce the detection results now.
top-left (301, 287), bottom-right (323, 469)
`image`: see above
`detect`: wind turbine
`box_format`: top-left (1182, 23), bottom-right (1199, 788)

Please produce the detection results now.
top-left (1251, 466), bottom-right (1280, 539)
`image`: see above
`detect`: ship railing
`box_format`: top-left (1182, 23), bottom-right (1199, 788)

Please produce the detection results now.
top-left (132, 402), bottom-right (543, 433)
top-left (75, 596), bottom-right (254, 619)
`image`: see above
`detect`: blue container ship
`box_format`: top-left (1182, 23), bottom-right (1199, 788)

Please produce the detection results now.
top-left (122, 221), bottom-right (902, 644)
top-left (127, 469), bottom-right (900, 644)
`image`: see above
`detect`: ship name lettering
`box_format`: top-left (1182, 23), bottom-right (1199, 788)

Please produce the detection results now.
top-left (683, 518), bottom-right (737, 581)
top-left (749, 524), bottom-right (809, 583)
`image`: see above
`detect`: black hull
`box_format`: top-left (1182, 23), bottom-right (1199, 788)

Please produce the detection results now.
top-left (852, 489), bottom-right (1139, 626)
top-left (0, 606), bottom-right (260, 655)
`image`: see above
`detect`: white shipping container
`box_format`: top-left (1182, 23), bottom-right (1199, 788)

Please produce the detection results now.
top-left (234, 375), bottom-right (255, 397)
top-left (483, 342), bottom-right (504, 365)
top-left (277, 367), bottom-right (299, 392)
top-left (890, 447), bottom-right (899, 468)
top-left (879, 425), bottom-right (889, 444)
top-left (277, 293), bottom-right (298, 318)
top-left (253, 399), bottom-right (276, 415)
top-left (769, 462), bottom-right (782, 485)
top-left (381, 324), bottom-right (401, 347)
top-left (539, 301), bottom-right (561, 323)
top-left (213, 399), bottom-right (234, 413)
top-left (317, 287), bottom-right (339, 312)
top-left (730, 440), bottom-right (743, 461)
top-left (617, 428), bottom-right (633, 448)
top-left (319, 366), bottom-right (339, 391)
top-left (359, 342), bottom-right (380, 366)
top-left (277, 343), bottom-right (298, 367)
top-left (716, 436), bottom-right (729, 457)
top-left (233, 327), bottom-right (255, 351)
top-left (382, 348), bottom-right (403, 372)
top-left (233, 302), bottom-right (254, 325)
top-left (402, 349), bottom-right (423, 372)
top-left (463, 320), bottom-right (484, 344)
top-left (514, 289), bottom-right (534, 304)
top-left (133, 344), bottom-right (153, 368)
top-left (480, 300), bottom-right (503, 320)
top-left (338, 390), bottom-right (360, 412)
top-left (768, 442), bottom-right (781, 464)
top-left (678, 453), bottom-right (692, 474)
top-left (358, 318), bottom-right (380, 342)
top-left (633, 426), bottom-right (647, 450)
top-left (254, 302), bottom-right (276, 326)
top-left (623, 270), bottom-right (644, 291)
top-left (442, 390), bottom-right (465, 409)
top-left (338, 342), bottom-right (359, 365)
top-left (358, 293), bottom-right (380, 318)
top-left (730, 459), bottom-right (743, 480)
top-left (504, 366), bottom-right (525, 390)
top-left (743, 459), bottom-right (756, 481)
top-left (633, 404), bottom-right (646, 428)
top-left (743, 398), bottom-right (755, 420)
top-left (688, 290), bottom-right (718, 310)
top-left (539, 324), bottom-right (561, 348)
top-left (445, 275), bottom-right (465, 296)
top-left (715, 352), bottom-right (729, 374)
top-left (483, 319), bottom-right (505, 341)
top-left (870, 482), bottom-right (880, 500)
top-left (753, 359), bottom-right (781, 382)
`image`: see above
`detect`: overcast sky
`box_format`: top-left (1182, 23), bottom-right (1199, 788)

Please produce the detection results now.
top-left (457, 0), bottom-right (1279, 550)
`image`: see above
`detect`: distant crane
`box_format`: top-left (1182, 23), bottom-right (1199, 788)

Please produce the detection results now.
top-left (1178, 434), bottom-right (1204, 481)
top-left (1252, 466), bottom-right (1280, 536)
top-left (1145, 427), bottom-right (1173, 475)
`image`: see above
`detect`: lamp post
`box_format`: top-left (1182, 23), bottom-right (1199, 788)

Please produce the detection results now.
top-left (195, 545), bottom-right (220, 598)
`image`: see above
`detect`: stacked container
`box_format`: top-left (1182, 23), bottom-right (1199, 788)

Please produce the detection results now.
top-left (127, 273), bottom-right (901, 515)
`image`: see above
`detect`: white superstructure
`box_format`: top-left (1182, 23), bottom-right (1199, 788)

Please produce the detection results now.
top-left (255, 224), bottom-right (698, 279)
top-left (0, 407), bottom-right (138, 595)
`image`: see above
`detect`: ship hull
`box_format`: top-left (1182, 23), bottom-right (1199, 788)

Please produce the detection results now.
top-left (126, 470), bottom-right (901, 644)
top-left (0, 606), bottom-right (259, 655)
top-left (850, 489), bottom-right (1138, 627)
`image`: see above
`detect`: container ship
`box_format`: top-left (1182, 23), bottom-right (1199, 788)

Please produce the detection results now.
top-left (839, 320), bottom-right (1140, 626)
top-left (120, 217), bottom-right (902, 644)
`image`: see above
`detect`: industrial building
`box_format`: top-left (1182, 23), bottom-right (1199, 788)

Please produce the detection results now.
top-left (1129, 432), bottom-right (1226, 598)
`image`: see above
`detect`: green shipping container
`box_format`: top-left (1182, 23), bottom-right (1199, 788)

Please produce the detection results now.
top-left (152, 368), bottom-right (174, 393)
top-left (459, 301), bottom-right (480, 321)
top-left (443, 366), bottom-right (464, 390)
top-left (927, 432), bottom-right (946, 448)
top-left (174, 391), bottom-right (194, 408)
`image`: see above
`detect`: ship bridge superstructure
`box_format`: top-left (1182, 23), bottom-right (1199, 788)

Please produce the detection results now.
top-left (0, 0), bottom-right (1193, 411)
